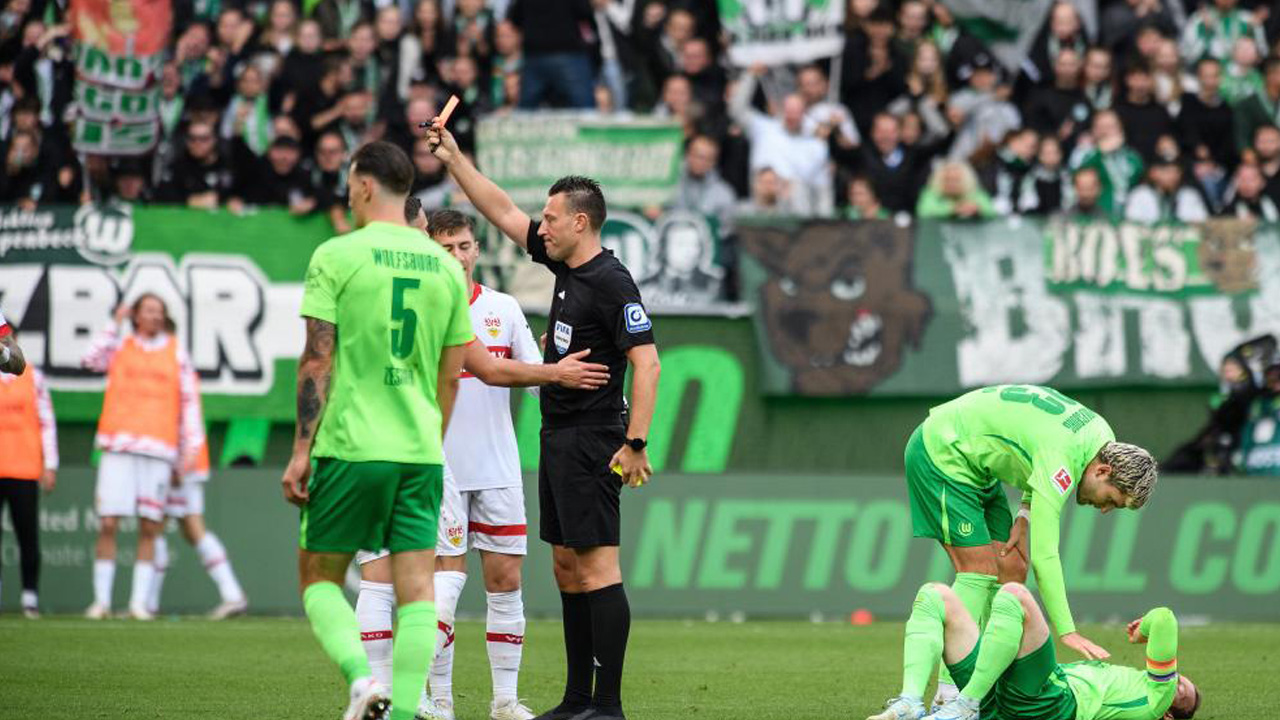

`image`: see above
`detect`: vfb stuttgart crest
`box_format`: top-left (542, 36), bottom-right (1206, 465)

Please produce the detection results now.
top-left (446, 524), bottom-right (465, 547)
top-left (484, 313), bottom-right (502, 339)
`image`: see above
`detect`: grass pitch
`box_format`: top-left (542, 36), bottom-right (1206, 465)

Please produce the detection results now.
top-left (0, 617), bottom-right (1266, 719)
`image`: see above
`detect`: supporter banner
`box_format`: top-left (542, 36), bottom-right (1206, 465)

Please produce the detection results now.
top-left (474, 113), bottom-right (683, 210)
top-left (942, 0), bottom-right (1054, 72)
top-left (0, 204), bottom-right (330, 421)
top-left (8, 470), bottom-right (1278, 621)
top-left (738, 217), bottom-right (1280, 396)
top-left (70, 0), bottom-right (171, 155)
top-left (717, 0), bottom-right (846, 67)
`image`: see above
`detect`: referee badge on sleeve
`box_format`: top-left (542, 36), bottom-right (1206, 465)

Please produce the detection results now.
top-left (624, 303), bottom-right (652, 333)
top-left (554, 320), bottom-right (573, 354)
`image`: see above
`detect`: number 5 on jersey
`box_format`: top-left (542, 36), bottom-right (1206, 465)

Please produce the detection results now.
top-left (391, 277), bottom-right (420, 359)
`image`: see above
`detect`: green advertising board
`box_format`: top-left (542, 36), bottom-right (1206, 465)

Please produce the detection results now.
top-left (6, 470), bottom-right (1277, 621)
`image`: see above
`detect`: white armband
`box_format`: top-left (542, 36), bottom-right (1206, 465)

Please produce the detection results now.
top-left (1017, 507), bottom-right (1031, 522)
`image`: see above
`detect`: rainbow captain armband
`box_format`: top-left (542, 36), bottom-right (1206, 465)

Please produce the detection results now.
top-left (1147, 657), bottom-right (1177, 682)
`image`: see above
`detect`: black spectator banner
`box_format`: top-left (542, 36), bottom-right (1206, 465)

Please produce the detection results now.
top-left (70, 0), bottom-right (171, 155)
top-left (738, 217), bottom-right (1280, 396)
top-left (717, 0), bottom-right (846, 67)
top-left (475, 113), bottom-right (684, 210)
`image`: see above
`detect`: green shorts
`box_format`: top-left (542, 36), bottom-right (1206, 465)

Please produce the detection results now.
top-left (904, 424), bottom-right (1012, 548)
top-left (947, 638), bottom-right (1077, 720)
top-left (299, 458), bottom-right (442, 554)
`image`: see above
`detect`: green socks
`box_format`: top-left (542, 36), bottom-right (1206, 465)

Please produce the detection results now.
top-left (303, 581), bottom-right (372, 685)
top-left (960, 589), bottom-right (1025, 701)
top-left (901, 584), bottom-right (946, 699)
top-left (938, 573), bottom-right (997, 687)
top-left (390, 601), bottom-right (437, 720)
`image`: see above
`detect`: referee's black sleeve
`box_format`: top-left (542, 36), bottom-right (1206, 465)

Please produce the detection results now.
top-left (599, 265), bottom-right (655, 352)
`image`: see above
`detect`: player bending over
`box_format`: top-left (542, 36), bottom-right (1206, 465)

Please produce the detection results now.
top-left (905, 385), bottom-right (1157, 707)
top-left (869, 582), bottom-right (1200, 720)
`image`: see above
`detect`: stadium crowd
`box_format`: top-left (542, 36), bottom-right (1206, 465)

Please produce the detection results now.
top-left (7, 0), bottom-right (1280, 228)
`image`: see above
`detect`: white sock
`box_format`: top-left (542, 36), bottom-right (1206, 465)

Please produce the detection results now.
top-left (130, 562), bottom-right (155, 610)
top-left (486, 589), bottom-right (526, 704)
top-left (197, 532), bottom-right (245, 603)
top-left (934, 681), bottom-right (959, 705)
top-left (356, 580), bottom-right (396, 687)
top-left (21, 589), bottom-right (37, 610)
top-left (93, 559), bottom-right (116, 608)
top-left (149, 535), bottom-right (169, 614)
top-left (429, 570), bottom-right (467, 703)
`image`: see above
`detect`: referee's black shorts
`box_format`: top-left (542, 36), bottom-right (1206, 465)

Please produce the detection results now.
top-left (538, 413), bottom-right (627, 548)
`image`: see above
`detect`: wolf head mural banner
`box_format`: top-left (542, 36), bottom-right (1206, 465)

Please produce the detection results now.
top-left (739, 219), bottom-right (932, 395)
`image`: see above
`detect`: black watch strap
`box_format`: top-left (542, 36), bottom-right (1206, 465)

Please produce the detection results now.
top-left (627, 437), bottom-right (647, 451)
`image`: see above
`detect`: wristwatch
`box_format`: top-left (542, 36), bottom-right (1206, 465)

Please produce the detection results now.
top-left (626, 437), bottom-right (647, 452)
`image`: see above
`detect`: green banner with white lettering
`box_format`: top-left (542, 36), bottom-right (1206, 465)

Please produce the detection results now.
top-left (7, 470), bottom-right (1278, 620)
top-left (738, 217), bottom-right (1280, 396)
top-left (475, 113), bottom-right (684, 210)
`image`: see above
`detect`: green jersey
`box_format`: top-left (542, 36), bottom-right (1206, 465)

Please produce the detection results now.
top-left (922, 385), bottom-right (1115, 636)
top-left (1062, 608), bottom-right (1180, 720)
top-left (300, 221), bottom-right (474, 465)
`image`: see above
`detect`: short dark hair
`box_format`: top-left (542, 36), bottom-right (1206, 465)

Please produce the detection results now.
top-left (351, 141), bottom-right (414, 196)
top-left (427, 209), bottom-right (476, 237)
top-left (404, 196), bottom-right (423, 224)
top-left (1170, 686), bottom-right (1201, 719)
top-left (548, 175), bottom-right (607, 231)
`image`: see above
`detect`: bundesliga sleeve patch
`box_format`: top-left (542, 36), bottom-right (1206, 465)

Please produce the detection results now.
top-left (1052, 467), bottom-right (1073, 494)
top-left (624, 303), bottom-right (652, 333)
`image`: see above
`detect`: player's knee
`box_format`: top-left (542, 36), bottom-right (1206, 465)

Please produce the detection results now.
top-left (484, 563), bottom-right (521, 593)
top-left (999, 582), bottom-right (1032, 604)
top-left (924, 581), bottom-right (955, 601)
top-left (98, 517), bottom-right (119, 534)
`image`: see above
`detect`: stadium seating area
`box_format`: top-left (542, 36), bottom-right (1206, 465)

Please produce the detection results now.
top-left (7, 0), bottom-right (1280, 226)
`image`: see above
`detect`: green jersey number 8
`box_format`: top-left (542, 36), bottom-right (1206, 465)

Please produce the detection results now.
top-left (390, 277), bottom-right (420, 359)
top-left (998, 385), bottom-right (1078, 416)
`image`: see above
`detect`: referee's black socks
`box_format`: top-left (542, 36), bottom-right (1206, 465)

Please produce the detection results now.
top-left (560, 590), bottom-right (595, 708)
top-left (587, 583), bottom-right (631, 712)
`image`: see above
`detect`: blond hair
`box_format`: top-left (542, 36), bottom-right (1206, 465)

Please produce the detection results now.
top-left (1098, 442), bottom-right (1157, 508)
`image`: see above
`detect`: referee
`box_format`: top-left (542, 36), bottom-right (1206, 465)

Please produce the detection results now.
top-left (428, 122), bottom-right (660, 720)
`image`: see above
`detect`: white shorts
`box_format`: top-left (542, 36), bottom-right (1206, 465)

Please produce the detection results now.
top-left (95, 452), bottom-right (172, 522)
top-left (164, 480), bottom-right (205, 518)
top-left (356, 475), bottom-right (527, 565)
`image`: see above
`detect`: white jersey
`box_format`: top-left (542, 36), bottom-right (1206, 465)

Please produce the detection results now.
top-left (445, 284), bottom-right (541, 491)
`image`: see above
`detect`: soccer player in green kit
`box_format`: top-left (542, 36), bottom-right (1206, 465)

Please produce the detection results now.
top-left (281, 141), bottom-right (474, 720)
top-left (877, 384), bottom-right (1159, 719)
top-left (871, 581), bottom-right (1200, 720)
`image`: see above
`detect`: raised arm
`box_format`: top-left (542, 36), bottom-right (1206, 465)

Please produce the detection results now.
top-left (465, 342), bottom-right (609, 389)
top-left (1128, 607), bottom-right (1180, 716)
top-left (426, 122), bottom-right (532, 249)
top-left (81, 304), bottom-right (131, 373)
top-left (281, 317), bottom-right (336, 506)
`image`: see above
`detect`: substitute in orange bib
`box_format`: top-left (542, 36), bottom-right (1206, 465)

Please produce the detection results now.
top-left (82, 295), bottom-right (205, 621)
top-left (0, 362), bottom-right (58, 618)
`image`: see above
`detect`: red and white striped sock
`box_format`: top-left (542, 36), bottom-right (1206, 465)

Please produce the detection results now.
top-left (355, 580), bottom-right (395, 687)
top-left (429, 570), bottom-right (467, 703)
top-left (196, 532), bottom-right (245, 604)
top-left (486, 589), bottom-right (526, 704)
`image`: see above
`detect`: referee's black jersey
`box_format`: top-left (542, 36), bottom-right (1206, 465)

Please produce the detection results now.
top-left (527, 220), bottom-right (655, 421)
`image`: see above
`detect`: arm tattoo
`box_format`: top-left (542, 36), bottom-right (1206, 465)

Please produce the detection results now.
top-left (294, 318), bottom-right (336, 444)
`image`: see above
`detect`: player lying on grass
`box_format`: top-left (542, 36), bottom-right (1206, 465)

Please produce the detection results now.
top-left (870, 582), bottom-right (1201, 720)
top-left (905, 385), bottom-right (1157, 706)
